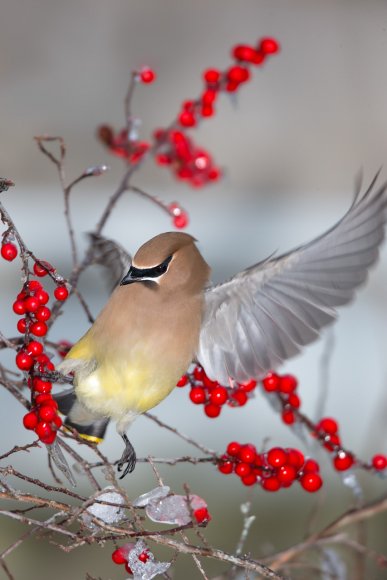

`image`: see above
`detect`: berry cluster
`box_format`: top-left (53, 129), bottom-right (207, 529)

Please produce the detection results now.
top-left (154, 129), bottom-right (221, 188)
top-left (218, 441), bottom-right (323, 492)
top-left (218, 442), bottom-right (323, 493)
top-left (177, 365), bottom-right (257, 418)
top-left (112, 545), bottom-right (149, 576)
top-left (97, 126), bottom-right (150, 165)
top-left (3, 252), bottom-right (70, 445)
top-left (262, 372), bottom-right (301, 425)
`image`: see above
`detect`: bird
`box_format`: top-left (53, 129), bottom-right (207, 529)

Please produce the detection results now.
top-left (56, 174), bottom-right (387, 478)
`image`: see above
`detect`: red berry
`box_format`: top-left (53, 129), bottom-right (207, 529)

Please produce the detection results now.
top-left (125, 563), bottom-right (133, 575)
top-left (202, 373), bottom-right (218, 389)
top-left (35, 289), bottom-right (49, 304)
top-left (112, 549), bottom-right (127, 565)
top-left (26, 341), bottom-right (44, 357)
top-left (232, 44), bottom-right (257, 62)
top-left (204, 403), bottom-right (221, 418)
top-left (176, 374), bottom-right (189, 387)
top-left (201, 89), bottom-right (217, 105)
top-left (27, 280), bottom-right (42, 291)
top-left (279, 374), bottom-right (298, 393)
top-left (251, 50), bottom-right (265, 65)
top-left (17, 318), bottom-right (27, 333)
top-left (24, 296), bottom-right (39, 313)
top-left (54, 286), bottom-right (68, 301)
top-left (278, 464), bottom-right (297, 485)
top-left (238, 445), bottom-right (256, 464)
top-left (262, 372), bottom-right (280, 392)
top-left (235, 462), bottom-right (251, 477)
top-left (138, 551), bottom-right (149, 563)
top-left (30, 321), bottom-right (48, 337)
top-left (189, 387), bottom-right (206, 404)
top-left (287, 393), bottom-right (300, 408)
top-left (242, 473), bottom-right (257, 486)
top-left (230, 389), bottom-right (248, 406)
top-left (262, 476), bottom-right (281, 492)
top-left (194, 507), bottom-right (211, 523)
top-left (282, 409), bottom-right (295, 424)
top-left (227, 65), bottom-right (250, 84)
top-left (239, 380), bottom-right (257, 392)
top-left (303, 459), bottom-right (320, 474)
top-left (210, 386), bottom-right (228, 406)
top-left (372, 454), bottom-right (387, 470)
top-left (35, 306), bottom-right (51, 322)
top-left (179, 110), bottom-right (196, 127)
top-left (53, 415), bottom-right (62, 429)
top-left (203, 68), bottom-right (221, 83)
top-left (139, 67), bottom-right (156, 83)
top-left (218, 460), bottom-right (233, 475)
top-left (38, 405), bottom-right (56, 422)
top-left (260, 37), bottom-right (280, 55)
top-left (40, 430), bottom-right (56, 445)
top-left (286, 448), bottom-right (305, 470)
top-left (227, 441), bottom-right (241, 457)
top-left (32, 378), bottom-right (52, 394)
top-left (35, 394), bottom-right (56, 406)
top-left (300, 472), bottom-right (323, 492)
top-left (201, 104), bottom-right (214, 118)
top-left (12, 300), bottom-right (25, 315)
top-left (16, 351), bottom-right (34, 370)
top-left (1, 243), bottom-right (17, 261)
top-left (33, 261), bottom-right (52, 277)
top-left (23, 411), bottom-right (38, 430)
top-left (323, 433), bottom-right (341, 452)
top-left (208, 167), bottom-right (221, 181)
top-left (318, 417), bottom-right (338, 435)
top-left (156, 153), bottom-right (172, 165)
top-left (35, 421), bottom-right (53, 440)
top-left (267, 447), bottom-right (287, 468)
top-left (333, 452), bottom-right (354, 471)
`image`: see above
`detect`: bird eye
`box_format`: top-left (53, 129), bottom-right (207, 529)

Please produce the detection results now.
top-left (153, 255), bottom-right (172, 276)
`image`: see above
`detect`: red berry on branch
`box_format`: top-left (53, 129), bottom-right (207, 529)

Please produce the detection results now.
top-left (286, 448), bottom-right (305, 469)
top-left (230, 389), bottom-right (248, 406)
top-left (54, 286), bottom-right (69, 301)
top-left (26, 280), bottom-right (42, 291)
top-left (300, 472), bottom-right (323, 492)
top-left (12, 300), bottom-right (26, 315)
top-left (30, 321), bottom-right (48, 337)
top-left (333, 452), bottom-right (354, 471)
top-left (179, 110), bottom-right (196, 127)
top-left (176, 374), bottom-right (189, 387)
top-left (262, 372), bottom-right (280, 392)
top-left (33, 261), bottom-right (52, 277)
top-left (38, 405), bottom-right (57, 422)
top-left (35, 306), bottom-right (51, 322)
top-left (204, 403), bottom-right (221, 418)
top-left (32, 378), bottom-right (52, 394)
top-left (239, 379), bottom-right (257, 392)
top-left (218, 460), bottom-right (233, 474)
top-left (287, 393), bottom-right (300, 408)
top-left (17, 318), bottom-right (27, 333)
top-left (23, 411), bottom-right (38, 430)
top-left (112, 549), bottom-right (127, 565)
top-left (138, 551), bottom-right (149, 563)
top-left (262, 476), bottom-right (281, 492)
top-left (281, 409), bottom-right (295, 424)
top-left (26, 341), bottom-right (44, 357)
top-left (194, 507), bottom-right (211, 524)
top-left (227, 65), bottom-right (250, 84)
top-left (40, 430), bottom-right (56, 445)
top-left (303, 458), bottom-right (320, 474)
top-left (24, 296), bottom-right (40, 313)
top-left (323, 433), bottom-right (341, 452)
top-left (372, 454), bottom-right (387, 470)
top-left (125, 563), bottom-right (133, 575)
top-left (16, 351), bottom-right (34, 371)
top-left (1, 242), bottom-right (17, 261)
top-left (318, 417), bottom-right (338, 434)
top-left (203, 68), bottom-right (221, 84)
top-left (279, 374), bottom-right (298, 393)
top-left (242, 473), bottom-right (257, 486)
top-left (139, 67), bottom-right (156, 84)
top-left (259, 37), bottom-right (280, 55)
top-left (278, 464), bottom-right (297, 485)
top-left (235, 462), bottom-right (251, 477)
top-left (232, 44), bottom-right (257, 62)
top-left (189, 387), bottom-right (206, 404)
top-left (35, 421), bottom-right (53, 441)
top-left (239, 445), bottom-right (256, 464)
top-left (210, 386), bottom-right (228, 406)
top-left (267, 447), bottom-right (287, 468)
top-left (35, 289), bottom-right (49, 304)
top-left (227, 441), bottom-right (241, 457)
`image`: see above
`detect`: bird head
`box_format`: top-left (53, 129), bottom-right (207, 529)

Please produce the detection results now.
top-left (120, 232), bottom-right (211, 295)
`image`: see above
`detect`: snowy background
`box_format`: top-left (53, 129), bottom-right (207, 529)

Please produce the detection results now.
top-left (1, 0), bottom-right (387, 578)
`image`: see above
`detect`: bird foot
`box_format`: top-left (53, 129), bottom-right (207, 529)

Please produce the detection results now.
top-left (117, 434), bottom-right (136, 479)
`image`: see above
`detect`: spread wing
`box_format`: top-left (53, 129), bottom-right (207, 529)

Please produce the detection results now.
top-left (197, 174), bottom-right (387, 385)
top-left (88, 233), bottom-right (131, 291)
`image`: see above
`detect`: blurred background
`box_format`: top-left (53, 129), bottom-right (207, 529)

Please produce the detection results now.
top-left (1, 0), bottom-right (387, 578)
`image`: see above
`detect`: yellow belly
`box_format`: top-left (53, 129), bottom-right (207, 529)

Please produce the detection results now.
top-left (75, 352), bottom-right (182, 420)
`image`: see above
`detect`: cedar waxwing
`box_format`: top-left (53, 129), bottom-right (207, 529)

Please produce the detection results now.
top-left (57, 174), bottom-right (387, 478)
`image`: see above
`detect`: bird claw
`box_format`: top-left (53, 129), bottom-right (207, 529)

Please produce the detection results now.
top-left (117, 434), bottom-right (136, 478)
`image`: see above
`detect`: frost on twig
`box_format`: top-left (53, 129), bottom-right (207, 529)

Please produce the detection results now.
top-left (82, 486), bottom-right (126, 530)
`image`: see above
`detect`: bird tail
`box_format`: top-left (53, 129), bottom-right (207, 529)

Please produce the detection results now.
top-left (54, 389), bottom-right (110, 444)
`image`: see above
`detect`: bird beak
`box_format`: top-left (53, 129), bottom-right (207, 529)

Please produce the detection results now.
top-left (120, 268), bottom-right (140, 285)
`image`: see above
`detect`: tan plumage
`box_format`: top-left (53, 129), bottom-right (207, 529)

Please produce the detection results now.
top-left (57, 175), bottom-right (387, 477)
